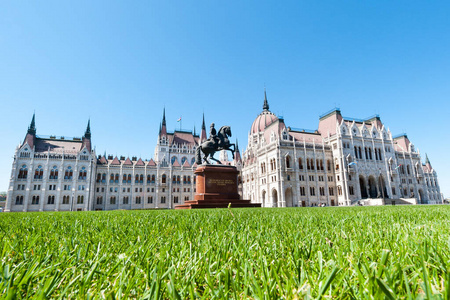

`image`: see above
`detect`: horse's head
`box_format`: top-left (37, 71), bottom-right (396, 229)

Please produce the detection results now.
top-left (219, 126), bottom-right (232, 138)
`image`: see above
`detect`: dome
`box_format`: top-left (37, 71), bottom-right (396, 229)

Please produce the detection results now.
top-left (251, 110), bottom-right (278, 134)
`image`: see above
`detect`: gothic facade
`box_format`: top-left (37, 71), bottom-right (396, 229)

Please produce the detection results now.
top-left (6, 111), bottom-right (242, 212)
top-left (242, 92), bottom-right (442, 207)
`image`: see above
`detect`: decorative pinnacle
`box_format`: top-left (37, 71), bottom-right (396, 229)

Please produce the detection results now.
top-left (28, 113), bottom-right (36, 135)
top-left (202, 113), bottom-right (206, 130)
top-left (263, 88), bottom-right (269, 111)
top-left (84, 119), bottom-right (91, 139)
top-left (162, 107), bottom-right (166, 126)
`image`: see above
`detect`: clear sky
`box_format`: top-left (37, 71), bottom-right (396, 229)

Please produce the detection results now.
top-left (1, 1), bottom-right (449, 197)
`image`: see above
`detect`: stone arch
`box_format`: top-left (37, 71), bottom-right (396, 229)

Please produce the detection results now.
top-left (378, 175), bottom-right (388, 199)
top-left (418, 189), bottom-right (425, 204)
top-left (359, 176), bottom-right (368, 199)
top-left (261, 190), bottom-right (266, 207)
top-left (271, 188), bottom-right (278, 208)
top-left (368, 176), bottom-right (377, 198)
top-left (285, 188), bottom-right (293, 207)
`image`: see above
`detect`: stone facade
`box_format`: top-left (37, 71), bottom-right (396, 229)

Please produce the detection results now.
top-left (242, 91), bottom-right (442, 207)
top-left (6, 111), bottom-right (242, 212)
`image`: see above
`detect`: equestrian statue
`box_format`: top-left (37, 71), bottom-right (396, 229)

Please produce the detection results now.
top-left (195, 123), bottom-right (235, 164)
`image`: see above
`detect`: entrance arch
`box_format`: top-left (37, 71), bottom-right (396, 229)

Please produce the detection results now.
top-left (285, 188), bottom-right (293, 207)
top-left (418, 189), bottom-right (425, 204)
top-left (378, 175), bottom-right (388, 199)
top-left (359, 176), bottom-right (368, 199)
top-left (271, 189), bottom-right (278, 207)
top-left (261, 190), bottom-right (266, 207)
top-left (368, 176), bottom-right (377, 198)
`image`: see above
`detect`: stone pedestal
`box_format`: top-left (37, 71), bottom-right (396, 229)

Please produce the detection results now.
top-left (175, 165), bottom-right (260, 209)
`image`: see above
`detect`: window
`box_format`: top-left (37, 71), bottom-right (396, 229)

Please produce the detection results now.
top-left (349, 186), bottom-right (354, 195)
top-left (286, 156), bottom-right (291, 168)
top-left (318, 176), bottom-right (324, 182)
top-left (298, 158), bottom-right (303, 170)
top-left (64, 167), bottom-right (73, 180)
top-left (18, 165), bottom-right (28, 179)
top-left (49, 166), bottom-right (59, 180)
top-left (174, 196), bottom-right (179, 203)
top-left (78, 167), bottom-right (87, 180)
top-left (136, 196), bottom-right (141, 204)
top-left (338, 186), bottom-right (343, 196)
top-left (34, 165), bottom-right (44, 180)
top-left (64, 185), bottom-right (70, 191)
top-left (97, 196), bottom-right (103, 205)
top-left (329, 187), bottom-right (334, 196)
top-left (327, 160), bottom-right (331, 171)
top-left (77, 195), bottom-right (84, 204)
top-left (62, 195), bottom-right (70, 204)
top-left (162, 174), bottom-right (166, 184)
top-left (123, 196), bottom-right (129, 204)
top-left (309, 175), bottom-right (314, 181)
top-left (328, 176), bottom-right (333, 182)
top-left (392, 187), bottom-right (396, 195)
top-left (110, 196), bottom-right (116, 205)
top-left (48, 195), bottom-right (55, 204)
top-left (148, 196), bottom-right (153, 204)
top-left (161, 196), bottom-right (166, 204)
top-left (31, 195), bottom-right (39, 205)
top-left (299, 175), bottom-right (305, 181)
top-left (300, 187), bottom-right (306, 196)
top-left (15, 195), bottom-right (24, 205)
top-left (310, 187), bottom-right (315, 196)
top-left (319, 187), bottom-right (325, 196)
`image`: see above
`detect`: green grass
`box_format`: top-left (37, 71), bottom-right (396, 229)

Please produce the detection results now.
top-left (1, 206), bottom-right (450, 299)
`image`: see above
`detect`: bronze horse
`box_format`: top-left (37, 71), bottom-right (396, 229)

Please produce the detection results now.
top-left (195, 125), bottom-right (235, 164)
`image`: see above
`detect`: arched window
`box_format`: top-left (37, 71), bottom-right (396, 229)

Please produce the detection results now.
top-left (34, 165), bottom-right (44, 179)
top-left (310, 159), bottom-right (315, 170)
top-left (139, 174), bottom-right (144, 183)
top-left (147, 175), bottom-right (151, 183)
top-left (364, 148), bottom-right (368, 159)
top-left (298, 158), bottom-right (303, 170)
top-left (110, 174), bottom-right (114, 183)
top-left (354, 146), bottom-right (358, 159)
top-left (327, 160), bottom-right (331, 171)
top-left (18, 165), bottom-right (28, 179)
top-left (97, 196), bottom-right (103, 205)
top-left (102, 173), bottom-right (106, 182)
top-left (358, 147), bottom-right (362, 159)
top-left (97, 173), bottom-right (102, 183)
top-left (78, 167), bottom-right (87, 180)
top-left (50, 166), bottom-right (59, 180)
top-left (181, 157), bottom-right (187, 165)
top-left (115, 174), bottom-right (119, 183)
top-left (110, 196), bottom-right (116, 205)
top-left (306, 159), bottom-right (310, 170)
top-left (407, 165), bottom-right (410, 175)
top-left (369, 148), bottom-right (372, 160)
top-left (123, 174), bottom-right (127, 183)
top-left (32, 195), bottom-right (39, 205)
top-left (65, 167), bottom-right (73, 180)
top-left (173, 175), bottom-right (177, 183)
top-left (48, 195), bottom-right (55, 204)
top-left (127, 174), bottom-right (132, 183)
top-left (187, 176), bottom-right (191, 183)
top-left (177, 176), bottom-right (180, 183)
top-left (135, 174), bottom-right (139, 183)
top-left (183, 176), bottom-right (187, 183)
top-left (286, 156), bottom-right (291, 168)
top-left (162, 174), bottom-right (167, 184)
top-left (151, 175), bottom-right (155, 182)
top-left (15, 195), bottom-right (24, 205)
top-left (378, 149), bottom-right (382, 160)
top-left (335, 158), bottom-right (339, 170)
top-left (77, 195), bottom-right (84, 204)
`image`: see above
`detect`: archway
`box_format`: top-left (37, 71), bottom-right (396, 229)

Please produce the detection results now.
top-left (285, 188), bottom-right (293, 207)
top-left (359, 176), bottom-right (368, 199)
top-left (272, 189), bottom-right (278, 207)
top-left (368, 176), bottom-right (377, 198)
top-left (418, 189), bottom-right (425, 204)
top-left (378, 175), bottom-right (388, 199)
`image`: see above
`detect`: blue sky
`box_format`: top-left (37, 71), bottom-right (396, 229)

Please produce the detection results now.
top-left (1, 1), bottom-right (449, 197)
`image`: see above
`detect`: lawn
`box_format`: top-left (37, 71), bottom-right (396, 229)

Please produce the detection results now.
top-left (1, 205), bottom-right (449, 298)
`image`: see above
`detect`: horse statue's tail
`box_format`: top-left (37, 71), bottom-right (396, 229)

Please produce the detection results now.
top-left (195, 145), bottom-right (202, 165)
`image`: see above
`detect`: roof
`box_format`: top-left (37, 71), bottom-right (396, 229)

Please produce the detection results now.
top-left (34, 137), bottom-right (83, 154)
top-left (251, 110), bottom-right (279, 134)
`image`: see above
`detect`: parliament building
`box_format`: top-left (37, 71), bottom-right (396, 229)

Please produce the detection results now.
top-left (5, 92), bottom-right (442, 212)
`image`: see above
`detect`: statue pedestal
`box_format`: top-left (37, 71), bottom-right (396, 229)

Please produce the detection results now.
top-left (175, 165), bottom-right (260, 209)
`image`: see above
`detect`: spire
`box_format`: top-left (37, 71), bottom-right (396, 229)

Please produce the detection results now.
top-left (84, 119), bottom-right (91, 139)
top-left (234, 139), bottom-right (242, 163)
top-left (426, 153), bottom-right (431, 165)
top-left (162, 107), bottom-right (166, 126)
top-left (159, 122), bottom-right (162, 134)
top-left (263, 88), bottom-right (269, 111)
top-left (200, 113), bottom-right (207, 142)
top-left (28, 113), bottom-right (36, 135)
top-left (160, 109), bottom-right (167, 136)
top-left (193, 125), bottom-right (196, 136)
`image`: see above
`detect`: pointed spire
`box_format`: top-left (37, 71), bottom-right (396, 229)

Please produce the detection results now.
top-left (159, 122), bottom-right (162, 134)
top-left (28, 112), bottom-right (36, 135)
top-left (201, 113), bottom-right (206, 130)
top-left (200, 113), bottom-right (207, 142)
top-left (193, 125), bottom-right (196, 136)
top-left (234, 139), bottom-right (242, 162)
top-left (84, 119), bottom-right (91, 139)
top-left (162, 107), bottom-right (166, 126)
top-left (263, 88), bottom-right (269, 111)
top-left (426, 153), bottom-right (431, 165)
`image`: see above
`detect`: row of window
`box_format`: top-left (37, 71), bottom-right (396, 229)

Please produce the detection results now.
top-left (98, 195), bottom-right (179, 205)
top-left (354, 146), bottom-right (383, 161)
top-left (15, 195), bottom-right (83, 205)
top-left (18, 165), bottom-right (87, 180)
top-left (96, 173), bottom-right (196, 184)
top-left (299, 186), bottom-right (338, 196)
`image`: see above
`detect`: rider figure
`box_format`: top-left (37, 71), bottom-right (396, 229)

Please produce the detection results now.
top-left (209, 123), bottom-right (220, 146)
